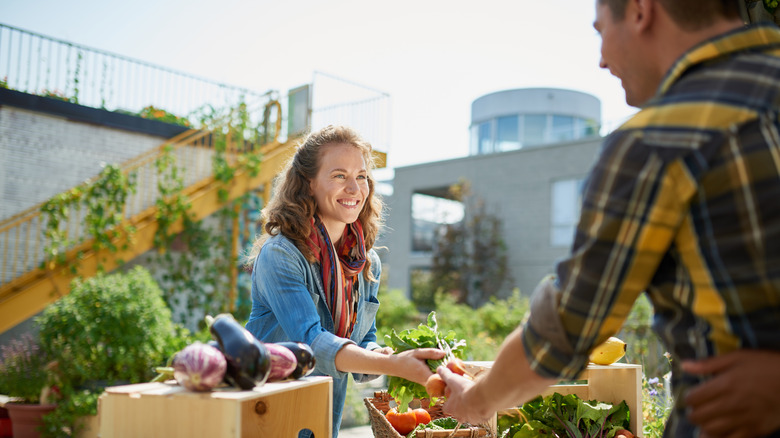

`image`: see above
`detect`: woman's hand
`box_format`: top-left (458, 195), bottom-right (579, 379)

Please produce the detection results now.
top-left (390, 348), bottom-right (446, 385)
top-left (683, 350), bottom-right (780, 438)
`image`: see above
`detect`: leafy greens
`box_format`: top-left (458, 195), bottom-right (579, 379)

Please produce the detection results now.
top-left (384, 311), bottom-right (467, 411)
top-left (498, 392), bottom-right (631, 438)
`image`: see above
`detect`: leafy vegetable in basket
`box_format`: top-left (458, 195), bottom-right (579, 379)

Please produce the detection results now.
top-left (497, 392), bottom-right (632, 438)
top-left (408, 417), bottom-right (461, 436)
top-left (384, 312), bottom-right (467, 411)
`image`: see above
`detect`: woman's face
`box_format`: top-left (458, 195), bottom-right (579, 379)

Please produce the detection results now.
top-left (309, 142), bottom-right (369, 241)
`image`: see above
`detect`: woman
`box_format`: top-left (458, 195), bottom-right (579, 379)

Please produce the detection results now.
top-left (245, 125), bottom-right (443, 437)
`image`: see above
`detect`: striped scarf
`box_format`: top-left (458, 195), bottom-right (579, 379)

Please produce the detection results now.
top-left (308, 217), bottom-right (367, 338)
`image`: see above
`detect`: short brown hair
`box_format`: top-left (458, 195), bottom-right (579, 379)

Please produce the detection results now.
top-left (599, 0), bottom-right (741, 29)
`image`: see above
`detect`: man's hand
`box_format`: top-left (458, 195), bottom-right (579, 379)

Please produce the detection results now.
top-left (683, 350), bottom-right (780, 438)
top-left (438, 365), bottom-right (493, 425)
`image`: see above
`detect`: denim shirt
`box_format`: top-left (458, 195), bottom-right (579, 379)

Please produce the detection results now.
top-left (245, 233), bottom-right (383, 438)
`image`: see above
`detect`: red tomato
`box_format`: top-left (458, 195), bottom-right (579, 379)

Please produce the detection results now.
top-left (386, 407), bottom-right (417, 435)
top-left (412, 408), bottom-right (431, 425)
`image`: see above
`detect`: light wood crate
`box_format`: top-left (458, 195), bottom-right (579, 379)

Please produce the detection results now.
top-left (98, 376), bottom-right (333, 438)
top-left (466, 362), bottom-right (643, 436)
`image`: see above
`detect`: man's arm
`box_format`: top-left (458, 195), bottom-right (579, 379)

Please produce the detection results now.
top-left (438, 326), bottom-right (558, 424)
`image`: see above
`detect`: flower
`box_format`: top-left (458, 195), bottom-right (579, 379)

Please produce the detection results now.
top-left (0, 334), bottom-right (54, 404)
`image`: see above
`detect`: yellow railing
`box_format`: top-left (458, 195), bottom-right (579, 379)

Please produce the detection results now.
top-left (0, 104), bottom-right (297, 333)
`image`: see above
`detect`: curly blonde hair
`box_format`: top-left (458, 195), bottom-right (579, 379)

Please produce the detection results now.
top-left (246, 125), bottom-right (384, 280)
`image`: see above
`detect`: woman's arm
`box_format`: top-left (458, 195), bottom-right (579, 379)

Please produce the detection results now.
top-left (335, 343), bottom-right (445, 385)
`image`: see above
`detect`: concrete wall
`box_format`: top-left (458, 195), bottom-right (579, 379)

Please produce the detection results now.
top-left (383, 137), bottom-right (602, 299)
top-left (0, 88), bottom-right (188, 221)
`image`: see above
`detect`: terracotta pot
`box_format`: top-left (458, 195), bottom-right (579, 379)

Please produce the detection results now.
top-left (5, 403), bottom-right (56, 438)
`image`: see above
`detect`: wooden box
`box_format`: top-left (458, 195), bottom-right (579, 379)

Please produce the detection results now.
top-left (466, 362), bottom-right (643, 436)
top-left (98, 376), bottom-right (333, 438)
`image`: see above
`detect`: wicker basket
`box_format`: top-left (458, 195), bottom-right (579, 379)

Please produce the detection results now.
top-left (363, 391), bottom-right (491, 438)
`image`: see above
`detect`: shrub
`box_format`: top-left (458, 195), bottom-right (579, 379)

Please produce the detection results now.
top-left (36, 266), bottom-right (189, 437)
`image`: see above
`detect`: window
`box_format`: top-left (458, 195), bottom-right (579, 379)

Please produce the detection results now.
top-left (477, 121), bottom-right (493, 154)
top-left (411, 193), bottom-right (464, 252)
top-left (552, 115), bottom-right (574, 142)
top-left (496, 115), bottom-right (520, 152)
top-left (551, 178), bottom-right (585, 247)
top-left (523, 114), bottom-right (547, 146)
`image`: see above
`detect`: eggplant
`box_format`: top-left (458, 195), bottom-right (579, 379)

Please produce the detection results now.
top-left (275, 342), bottom-right (316, 379)
top-left (171, 342), bottom-right (227, 392)
top-left (264, 343), bottom-right (298, 381)
top-left (207, 314), bottom-right (271, 389)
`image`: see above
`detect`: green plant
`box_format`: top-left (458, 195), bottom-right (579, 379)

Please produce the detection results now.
top-left (138, 105), bottom-right (191, 127)
top-left (36, 266), bottom-right (190, 437)
top-left (764, 0), bottom-right (778, 13)
top-left (433, 289), bottom-right (528, 361)
top-left (430, 180), bottom-right (511, 308)
top-left (641, 356), bottom-right (673, 438)
top-left (375, 288), bottom-right (422, 344)
top-left (41, 164), bottom-right (137, 274)
top-left (0, 334), bottom-right (56, 404)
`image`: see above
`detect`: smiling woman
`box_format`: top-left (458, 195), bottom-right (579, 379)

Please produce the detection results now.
top-left (242, 125), bottom-right (445, 438)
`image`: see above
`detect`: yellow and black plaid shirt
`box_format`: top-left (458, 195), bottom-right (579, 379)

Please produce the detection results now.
top-left (523, 23), bottom-right (780, 434)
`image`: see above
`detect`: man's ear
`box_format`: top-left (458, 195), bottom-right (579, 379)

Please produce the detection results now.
top-left (629, 0), bottom-right (655, 32)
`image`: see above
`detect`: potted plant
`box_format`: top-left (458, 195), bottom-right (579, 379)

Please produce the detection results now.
top-left (0, 333), bottom-right (59, 438)
top-left (35, 266), bottom-right (189, 438)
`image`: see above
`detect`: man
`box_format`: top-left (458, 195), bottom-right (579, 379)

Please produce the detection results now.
top-left (438, 1), bottom-right (780, 437)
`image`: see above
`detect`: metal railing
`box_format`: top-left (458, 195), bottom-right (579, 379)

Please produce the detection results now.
top-left (0, 23), bottom-right (275, 124)
top-left (0, 23), bottom-right (393, 289)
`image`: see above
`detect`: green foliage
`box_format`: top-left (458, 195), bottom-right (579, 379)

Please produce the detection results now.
top-left (430, 180), bottom-right (511, 308)
top-left (37, 266), bottom-right (183, 385)
top-left (498, 392), bottom-right (631, 438)
top-left (35, 266), bottom-right (190, 437)
top-left (138, 105), bottom-right (191, 127)
top-left (375, 288), bottom-right (422, 344)
top-left (765, 0), bottom-right (778, 13)
top-left (642, 371), bottom-right (672, 438)
top-left (0, 334), bottom-right (53, 403)
top-left (40, 164), bottom-right (137, 273)
top-left (384, 312), bottom-right (466, 410)
top-left (434, 289), bottom-right (528, 361)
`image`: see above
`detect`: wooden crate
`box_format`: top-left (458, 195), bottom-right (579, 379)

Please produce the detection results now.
top-left (98, 376), bottom-right (333, 438)
top-left (466, 362), bottom-right (643, 436)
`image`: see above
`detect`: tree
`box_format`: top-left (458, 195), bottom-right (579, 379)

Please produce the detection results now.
top-left (430, 180), bottom-right (512, 308)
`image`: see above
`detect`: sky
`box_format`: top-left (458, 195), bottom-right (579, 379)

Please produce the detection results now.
top-left (0, 0), bottom-right (638, 173)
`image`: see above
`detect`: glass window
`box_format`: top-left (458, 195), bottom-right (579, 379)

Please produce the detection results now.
top-left (523, 114), bottom-right (547, 146)
top-left (411, 193), bottom-right (465, 252)
top-left (496, 115), bottom-right (520, 152)
top-left (551, 178), bottom-right (585, 247)
top-left (469, 125), bottom-right (480, 156)
top-left (478, 121), bottom-right (492, 154)
top-left (552, 115), bottom-right (574, 142)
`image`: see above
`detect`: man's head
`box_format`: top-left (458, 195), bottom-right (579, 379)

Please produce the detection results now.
top-left (594, 0), bottom-right (743, 107)
top-left (598, 0), bottom-right (741, 30)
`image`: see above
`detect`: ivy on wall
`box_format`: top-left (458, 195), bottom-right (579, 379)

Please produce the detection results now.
top-left (41, 164), bottom-right (137, 274)
top-left (39, 102), bottom-right (269, 329)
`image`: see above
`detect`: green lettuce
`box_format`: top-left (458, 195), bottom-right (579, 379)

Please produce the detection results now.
top-left (384, 312), bottom-right (466, 411)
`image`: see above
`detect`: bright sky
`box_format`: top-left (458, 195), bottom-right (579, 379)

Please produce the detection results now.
top-left (1, 0), bottom-right (638, 172)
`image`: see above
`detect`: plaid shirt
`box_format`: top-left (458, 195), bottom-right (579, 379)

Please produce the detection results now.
top-left (523, 23), bottom-right (780, 435)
